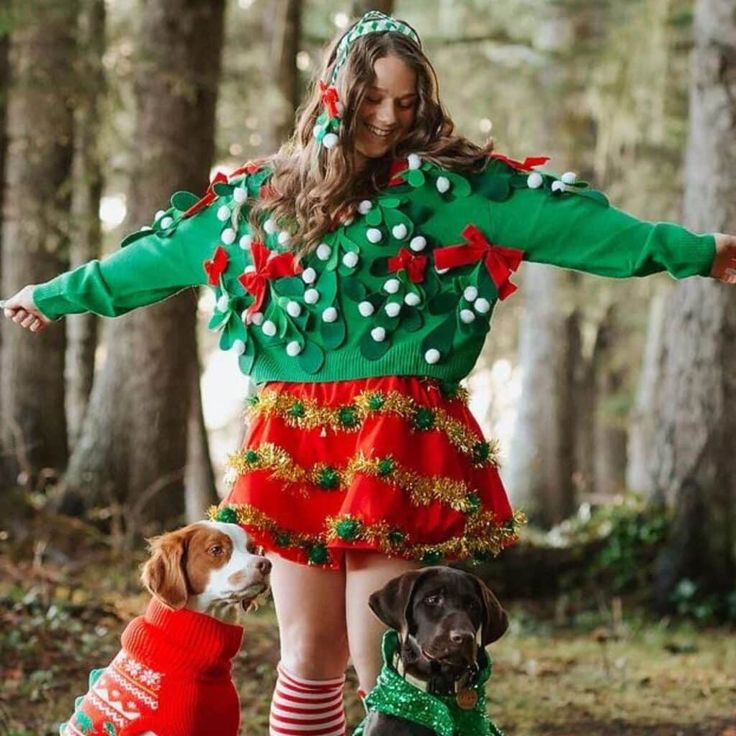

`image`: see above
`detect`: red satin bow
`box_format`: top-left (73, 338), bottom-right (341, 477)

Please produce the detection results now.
top-left (388, 159), bottom-right (409, 187)
top-left (388, 248), bottom-right (427, 283)
top-left (238, 242), bottom-right (302, 320)
top-left (434, 225), bottom-right (524, 300)
top-left (203, 246), bottom-right (229, 286)
top-left (183, 171), bottom-right (228, 219)
top-left (229, 159), bottom-right (266, 178)
top-left (489, 153), bottom-right (550, 172)
top-left (319, 81), bottom-right (340, 119)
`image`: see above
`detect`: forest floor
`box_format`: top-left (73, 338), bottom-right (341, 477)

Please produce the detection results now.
top-left (1, 511), bottom-right (735, 736)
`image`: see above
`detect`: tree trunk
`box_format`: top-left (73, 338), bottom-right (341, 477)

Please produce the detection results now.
top-left (1, 2), bottom-right (78, 486)
top-left (61, 0), bottom-right (226, 535)
top-left (261, 0), bottom-right (302, 153)
top-left (66, 0), bottom-right (105, 450)
top-left (651, 0), bottom-right (736, 609)
top-left (351, 0), bottom-right (393, 17)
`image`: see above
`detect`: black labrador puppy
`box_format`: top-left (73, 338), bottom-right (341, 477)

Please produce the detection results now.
top-left (362, 566), bottom-right (507, 736)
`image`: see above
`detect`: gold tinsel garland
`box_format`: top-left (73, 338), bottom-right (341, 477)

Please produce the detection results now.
top-left (246, 388), bottom-right (500, 467)
top-left (209, 502), bottom-right (525, 564)
top-left (224, 442), bottom-right (480, 511)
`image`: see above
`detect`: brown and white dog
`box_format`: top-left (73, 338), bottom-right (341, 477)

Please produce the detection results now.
top-left (60, 521), bottom-right (270, 736)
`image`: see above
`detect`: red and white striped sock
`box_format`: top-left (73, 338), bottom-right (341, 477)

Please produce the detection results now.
top-left (269, 663), bottom-right (346, 736)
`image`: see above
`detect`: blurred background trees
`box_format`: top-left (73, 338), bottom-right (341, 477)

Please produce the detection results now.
top-left (0, 0), bottom-right (733, 618)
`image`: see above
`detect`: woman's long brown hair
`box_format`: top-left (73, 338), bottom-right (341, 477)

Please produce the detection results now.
top-left (249, 20), bottom-right (494, 258)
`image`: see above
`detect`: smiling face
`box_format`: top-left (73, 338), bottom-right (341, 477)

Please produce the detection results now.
top-left (353, 54), bottom-right (417, 164)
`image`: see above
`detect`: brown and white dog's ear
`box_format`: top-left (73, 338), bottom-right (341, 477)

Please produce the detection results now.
top-left (469, 573), bottom-right (508, 646)
top-left (368, 569), bottom-right (426, 637)
top-left (141, 529), bottom-right (191, 610)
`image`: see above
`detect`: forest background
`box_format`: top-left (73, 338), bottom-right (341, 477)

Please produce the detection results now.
top-left (0, 0), bottom-right (734, 734)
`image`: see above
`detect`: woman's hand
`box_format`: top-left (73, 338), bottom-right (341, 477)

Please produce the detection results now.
top-left (711, 234), bottom-right (736, 284)
top-left (1, 285), bottom-right (51, 332)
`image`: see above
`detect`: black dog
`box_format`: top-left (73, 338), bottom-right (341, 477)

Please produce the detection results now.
top-left (361, 566), bottom-right (508, 736)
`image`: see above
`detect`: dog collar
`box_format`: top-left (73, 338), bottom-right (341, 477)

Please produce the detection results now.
top-left (354, 630), bottom-right (504, 736)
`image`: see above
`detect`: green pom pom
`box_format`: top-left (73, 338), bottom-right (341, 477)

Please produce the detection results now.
top-left (215, 506), bottom-right (238, 524)
top-left (413, 407), bottom-right (435, 431)
top-left (472, 441), bottom-right (490, 464)
top-left (275, 532), bottom-right (291, 547)
top-left (422, 550), bottom-right (442, 564)
top-left (338, 405), bottom-right (359, 428)
top-left (308, 544), bottom-right (329, 565)
top-left (245, 449), bottom-right (259, 463)
top-left (465, 493), bottom-right (481, 514)
top-left (439, 381), bottom-right (460, 398)
top-left (388, 529), bottom-right (405, 546)
top-left (317, 466), bottom-right (340, 489)
top-left (288, 401), bottom-right (305, 418)
top-left (335, 518), bottom-right (361, 541)
top-left (377, 458), bottom-right (394, 477)
top-left (367, 392), bottom-right (385, 411)
top-left (247, 394), bottom-right (260, 407)
top-left (504, 517), bottom-right (517, 530)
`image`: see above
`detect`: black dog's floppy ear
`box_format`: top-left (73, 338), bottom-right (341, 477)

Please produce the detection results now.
top-left (470, 573), bottom-right (508, 646)
top-left (368, 569), bottom-right (426, 637)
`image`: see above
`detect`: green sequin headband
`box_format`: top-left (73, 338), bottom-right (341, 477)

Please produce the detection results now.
top-left (313, 11), bottom-right (421, 149)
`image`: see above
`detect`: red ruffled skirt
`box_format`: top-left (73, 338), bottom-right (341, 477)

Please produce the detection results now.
top-left (212, 376), bottom-right (522, 569)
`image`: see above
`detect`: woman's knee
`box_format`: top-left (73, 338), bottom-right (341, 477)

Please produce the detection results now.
top-left (279, 621), bottom-right (350, 679)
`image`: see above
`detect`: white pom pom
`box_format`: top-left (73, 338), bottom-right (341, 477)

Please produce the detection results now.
top-left (435, 266), bottom-right (450, 275)
top-left (342, 251), bottom-right (359, 268)
top-left (322, 306), bottom-right (338, 323)
top-left (313, 123), bottom-right (324, 139)
top-left (217, 205), bottom-right (231, 221)
top-left (232, 339), bottom-right (246, 356)
top-left (561, 171), bottom-right (577, 184)
top-left (140, 226), bottom-right (152, 232)
top-left (264, 218), bottom-right (278, 235)
top-left (154, 209), bottom-right (166, 221)
top-left (322, 132), bottom-right (339, 149)
top-left (221, 228), bottom-right (236, 245)
top-left (304, 288), bottom-right (320, 304)
top-left (239, 234), bottom-right (252, 250)
top-left (366, 228), bottom-right (382, 244)
top-left (358, 300), bottom-right (375, 317)
top-left (436, 176), bottom-right (451, 194)
top-left (358, 200), bottom-right (373, 214)
top-left (474, 298), bottom-right (491, 314)
top-left (424, 348), bottom-right (441, 364)
top-left (385, 302), bottom-right (401, 318)
top-left (404, 292), bottom-right (421, 306)
top-left (286, 340), bottom-right (302, 357)
top-left (159, 216), bottom-right (174, 229)
top-left (527, 172), bottom-right (543, 189)
top-left (463, 286), bottom-right (478, 302)
top-left (410, 235), bottom-right (427, 252)
top-left (551, 180), bottom-right (566, 193)
top-left (407, 153), bottom-right (421, 170)
top-left (316, 243), bottom-right (332, 261)
top-left (233, 187), bottom-right (248, 204)
top-left (217, 294), bottom-right (230, 311)
top-left (383, 278), bottom-right (400, 294)
top-left (278, 230), bottom-right (291, 246)
top-left (302, 267), bottom-right (317, 284)
top-left (286, 301), bottom-right (301, 318)
top-left (371, 326), bottom-right (386, 342)
top-left (250, 311), bottom-right (264, 325)
top-left (262, 320), bottom-right (277, 337)
top-left (391, 223), bottom-right (408, 240)
top-left (460, 309), bottom-right (476, 324)
top-left (243, 264), bottom-right (256, 274)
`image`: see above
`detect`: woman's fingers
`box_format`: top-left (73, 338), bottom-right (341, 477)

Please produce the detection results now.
top-left (20, 312), bottom-right (37, 329)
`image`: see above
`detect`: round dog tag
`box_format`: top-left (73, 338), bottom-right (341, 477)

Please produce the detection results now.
top-left (455, 687), bottom-right (478, 710)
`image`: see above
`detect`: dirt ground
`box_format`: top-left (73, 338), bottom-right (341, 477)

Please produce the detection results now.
top-left (1, 532), bottom-right (735, 736)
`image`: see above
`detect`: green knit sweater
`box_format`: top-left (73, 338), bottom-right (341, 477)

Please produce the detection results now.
top-left (33, 154), bottom-right (715, 385)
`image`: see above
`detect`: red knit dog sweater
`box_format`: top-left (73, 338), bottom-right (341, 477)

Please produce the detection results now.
top-left (60, 599), bottom-right (244, 736)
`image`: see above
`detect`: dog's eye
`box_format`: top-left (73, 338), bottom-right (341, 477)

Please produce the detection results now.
top-left (424, 594), bottom-right (443, 606)
top-left (208, 544), bottom-right (224, 556)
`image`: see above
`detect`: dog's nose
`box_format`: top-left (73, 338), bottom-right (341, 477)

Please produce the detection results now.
top-left (449, 630), bottom-right (473, 645)
top-left (255, 557), bottom-right (272, 576)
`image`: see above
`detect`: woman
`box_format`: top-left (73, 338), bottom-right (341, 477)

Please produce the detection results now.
top-left (4, 11), bottom-right (736, 736)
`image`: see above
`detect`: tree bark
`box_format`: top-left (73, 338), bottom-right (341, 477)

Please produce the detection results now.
top-left (351, 0), bottom-right (393, 17)
top-left (66, 0), bottom-right (105, 450)
top-left (61, 0), bottom-right (226, 534)
top-left (651, 0), bottom-right (736, 608)
top-left (1, 1), bottom-right (78, 485)
top-left (261, 0), bottom-right (302, 153)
